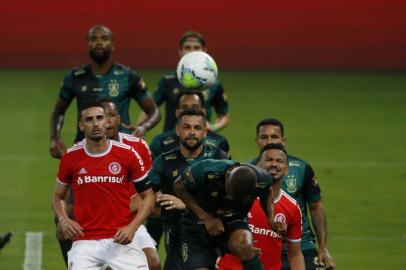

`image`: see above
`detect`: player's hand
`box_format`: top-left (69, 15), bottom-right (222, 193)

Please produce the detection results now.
top-left (156, 193), bottom-right (186, 210)
top-left (59, 218), bottom-right (84, 240)
top-left (49, 139), bottom-right (66, 159)
top-left (113, 225), bottom-right (136, 245)
top-left (201, 215), bottom-right (224, 236)
top-left (270, 221), bottom-right (287, 236)
top-left (55, 221), bottom-right (65, 240)
top-left (317, 247), bottom-right (336, 269)
top-left (122, 123), bottom-right (146, 138)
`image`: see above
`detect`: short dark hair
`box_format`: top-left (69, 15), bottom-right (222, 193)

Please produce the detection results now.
top-left (179, 31), bottom-right (206, 47)
top-left (176, 91), bottom-right (205, 108)
top-left (176, 108), bottom-right (206, 125)
top-left (98, 97), bottom-right (118, 113)
top-left (256, 118), bottom-right (285, 137)
top-left (259, 143), bottom-right (288, 159)
top-left (78, 101), bottom-right (105, 120)
top-left (228, 166), bottom-right (257, 203)
top-left (87, 25), bottom-right (114, 41)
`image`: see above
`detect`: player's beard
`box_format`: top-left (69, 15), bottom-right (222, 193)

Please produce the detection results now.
top-left (88, 48), bottom-right (111, 64)
top-left (180, 136), bottom-right (203, 151)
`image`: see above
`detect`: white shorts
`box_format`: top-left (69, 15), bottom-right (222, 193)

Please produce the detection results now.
top-left (68, 237), bottom-right (148, 270)
top-left (135, 224), bottom-right (157, 250)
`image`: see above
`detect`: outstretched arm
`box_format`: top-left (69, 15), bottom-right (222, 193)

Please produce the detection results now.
top-left (173, 177), bottom-right (224, 236)
top-left (50, 98), bottom-right (70, 159)
top-left (309, 200), bottom-right (335, 269)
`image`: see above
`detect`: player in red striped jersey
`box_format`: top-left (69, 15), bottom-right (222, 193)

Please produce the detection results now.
top-left (217, 144), bottom-right (305, 270)
top-left (52, 101), bottom-right (154, 270)
top-left (101, 98), bottom-right (161, 270)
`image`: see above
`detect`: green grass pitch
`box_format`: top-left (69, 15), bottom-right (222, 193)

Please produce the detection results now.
top-left (0, 69), bottom-right (405, 269)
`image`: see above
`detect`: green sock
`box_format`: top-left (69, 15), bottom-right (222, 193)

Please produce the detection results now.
top-left (242, 256), bottom-right (264, 270)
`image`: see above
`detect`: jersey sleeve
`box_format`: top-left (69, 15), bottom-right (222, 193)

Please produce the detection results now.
top-left (59, 72), bottom-right (75, 103)
top-left (211, 83), bottom-right (229, 116)
top-left (180, 161), bottom-right (206, 191)
top-left (56, 154), bottom-right (73, 185)
top-left (128, 69), bottom-right (150, 102)
top-left (218, 137), bottom-right (230, 154)
top-left (128, 147), bottom-right (151, 192)
top-left (148, 156), bottom-right (165, 192)
top-left (136, 139), bottom-right (153, 171)
top-left (153, 76), bottom-right (167, 106)
top-left (287, 203), bottom-right (303, 242)
top-left (303, 162), bottom-right (321, 203)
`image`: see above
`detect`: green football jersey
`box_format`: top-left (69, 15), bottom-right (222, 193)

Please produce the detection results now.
top-left (59, 63), bottom-right (150, 141)
top-left (154, 71), bottom-right (229, 131)
top-left (180, 159), bottom-right (273, 224)
top-left (149, 128), bottom-right (230, 160)
top-left (251, 155), bottom-right (321, 251)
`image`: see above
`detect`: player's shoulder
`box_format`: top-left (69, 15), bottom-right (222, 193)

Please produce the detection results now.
top-left (66, 142), bottom-right (85, 154)
top-left (207, 130), bottom-right (226, 141)
top-left (120, 132), bottom-right (142, 143)
top-left (111, 140), bottom-right (132, 151)
top-left (281, 190), bottom-right (299, 206)
top-left (287, 154), bottom-right (309, 167)
top-left (69, 64), bottom-right (91, 77)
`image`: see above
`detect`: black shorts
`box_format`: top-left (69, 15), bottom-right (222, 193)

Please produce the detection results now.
top-left (181, 218), bottom-right (250, 270)
top-left (282, 248), bottom-right (325, 270)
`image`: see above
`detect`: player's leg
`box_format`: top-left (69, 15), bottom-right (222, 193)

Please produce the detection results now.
top-left (181, 221), bottom-right (216, 270)
top-left (226, 221), bottom-right (263, 270)
top-left (135, 224), bottom-right (161, 270)
top-left (162, 225), bottom-right (185, 270)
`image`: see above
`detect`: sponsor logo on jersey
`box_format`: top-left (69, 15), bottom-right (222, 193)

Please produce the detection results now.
top-left (74, 68), bottom-right (86, 76)
top-left (108, 80), bottom-right (120, 97)
top-left (81, 85), bottom-right (87, 92)
top-left (131, 148), bottom-right (145, 172)
top-left (210, 191), bottom-right (219, 197)
top-left (312, 175), bottom-right (319, 187)
top-left (172, 87), bottom-right (180, 95)
top-left (205, 139), bottom-right (216, 148)
top-left (76, 175), bottom-right (125, 185)
top-left (248, 224), bottom-right (280, 238)
top-left (93, 87), bottom-right (103, 92)
top-left (164, 154), bottom-right (177, 160)
top-left (114, 70), bottom-right (124, 75)
top-left (182, 242), bottom-right (188, 262)
top-left (184, 170), bottom-right (194, 184)
top-left (172, 170), bottom-right (178, 177)
top-left (108, 162), bottom-right (121, 174)
top-left (286, 176), bottom-right (297, 193)
top-left (163, 137), bottom-right (175, 145)
top-left (139, 78), bottom-right (146, 89)
top-left (289, 161), bottom-right (301, 167)
top-left (79, 168), bottom-right (87, 174)
top-left (274, 213), bottom-right (286, 223)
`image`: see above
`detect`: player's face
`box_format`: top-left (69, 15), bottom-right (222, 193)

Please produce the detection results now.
top-left (176, 115), bottom-right (207, 151)
top-left (257, 149), bottom-right (288, 181)
top-left (256, 125), bottom-right (286, 150)
top-left (103, 102), bottom-right (120, 139)
top-left (79, 107), bottom-right (107, 141)
top-left (176, 95), bottom-right (204, 117)
top-left (87, 27), bottom-right (114, 64)
top-left (179, 39), bottom-right (205, 57)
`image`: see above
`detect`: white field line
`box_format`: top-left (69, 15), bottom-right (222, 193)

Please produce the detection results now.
top-left (23, 232), bottom-right (43, 270)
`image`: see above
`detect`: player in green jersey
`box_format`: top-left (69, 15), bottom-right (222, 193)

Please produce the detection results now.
top-left (253, 118), bottom-right (336, 270)
top-left (173, 159), bottom-right (286, 270)
top-left (149, 109), bottom-right (228, 270)
top-left (138, 31), bottom-right (229, 132)
top-left (150, 91), bottom-right (230, 159)
top-left (50, 25), bottom-right (160, 159)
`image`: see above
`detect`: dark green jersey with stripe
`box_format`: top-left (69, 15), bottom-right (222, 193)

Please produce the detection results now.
top-left (149, 146), bottom-right (228, 238)
top-left (149, 128), bottom-right (230, 159)
top-left (251, 155), bottom-right (321, 251)
top-left (154, 71), bottom-right (229, 132)
top-left (59, 63), bottom-right (150, 141)
top-left (180, 159), bottom-right (273, 224)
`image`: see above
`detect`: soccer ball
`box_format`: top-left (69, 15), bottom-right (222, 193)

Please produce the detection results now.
top-left (177, 51), bottom-right (218, 89)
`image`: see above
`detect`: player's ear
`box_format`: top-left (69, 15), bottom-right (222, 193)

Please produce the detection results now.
top-left (282, 137), bottom-right (287, 146)
top-left (78, 120), bottom-right (84, 132)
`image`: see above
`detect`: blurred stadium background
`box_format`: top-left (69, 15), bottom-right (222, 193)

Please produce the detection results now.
top-left (1, 1), bottom-right (405, 269)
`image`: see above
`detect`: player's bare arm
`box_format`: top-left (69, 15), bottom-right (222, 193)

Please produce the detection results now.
top-left (114, 188), bottom-right (154, 245)
top-left (208, 113), bottom-right (229, 132)
top-left (50, 98), bottom-right (70, 159)
top-left (287, 241), bottom-right (305, 270)
top-left (133, 96), bottom-right (160, 137)
top-left (173, 177), bottom-right (224, 236)
top-left (309, 200), bottom-right (336, 269)
top-left (52, 182), bottom-right (83, 239)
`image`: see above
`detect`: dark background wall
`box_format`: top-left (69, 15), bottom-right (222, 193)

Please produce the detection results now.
top-left (3, 0), bottom-right (406, 69)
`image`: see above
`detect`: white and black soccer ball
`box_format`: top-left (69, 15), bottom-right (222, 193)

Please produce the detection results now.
top-left (177, 51), bottom-right (218, 89)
